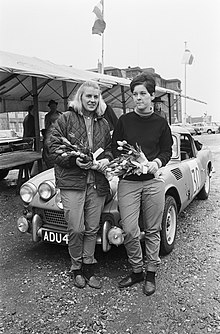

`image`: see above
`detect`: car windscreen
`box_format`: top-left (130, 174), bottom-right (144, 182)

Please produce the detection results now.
top-left (171, 135), bottom-right (178, 158)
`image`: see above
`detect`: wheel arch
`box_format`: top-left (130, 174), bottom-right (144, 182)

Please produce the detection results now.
top-left (165, 186), bottom-right (181, 213)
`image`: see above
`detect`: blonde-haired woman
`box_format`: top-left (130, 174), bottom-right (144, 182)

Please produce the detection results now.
top-left (49, 81), bottom-right (112, 289)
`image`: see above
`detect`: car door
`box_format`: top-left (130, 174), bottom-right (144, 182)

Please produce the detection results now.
top-left (180, 134), bottom-right (204, 199)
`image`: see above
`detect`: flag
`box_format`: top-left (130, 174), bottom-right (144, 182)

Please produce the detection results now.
top-left (182, 49), bottom-right (194, 65)
top-left (92, 1), bottom-right (106, 35)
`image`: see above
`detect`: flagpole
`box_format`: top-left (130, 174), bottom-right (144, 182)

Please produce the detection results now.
top-left (101, 0), bottom-right (104, 74)
top-left (183, 41), bottom-right (187, 126)
top-left (92, 0), bottom-right (106, 72)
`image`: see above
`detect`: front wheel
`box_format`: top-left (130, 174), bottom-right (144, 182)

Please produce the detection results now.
top-left (160, 195), bottom-right (177, 255)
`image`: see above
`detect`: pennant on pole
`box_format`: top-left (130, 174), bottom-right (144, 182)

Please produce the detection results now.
top-left (92, 1), bottom-right (106, 35)
top-left (182, 49), bottom-right (194, 65)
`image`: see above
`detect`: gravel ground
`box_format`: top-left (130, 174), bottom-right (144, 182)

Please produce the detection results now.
top-left (0, 134), bottom-right (220, 334)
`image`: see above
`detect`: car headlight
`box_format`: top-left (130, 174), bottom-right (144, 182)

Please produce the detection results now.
top-left (20, 182), bottom-right (37, 203)
top-left (38, 180), bottom-right (56, 201)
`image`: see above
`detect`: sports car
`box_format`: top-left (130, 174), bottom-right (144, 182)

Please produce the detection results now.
top-left (17, 125), bottom-right (213, 255)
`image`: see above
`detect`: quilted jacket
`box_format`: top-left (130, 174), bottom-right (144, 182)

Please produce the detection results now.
top-left (48, 108), bottom-right (113, 195)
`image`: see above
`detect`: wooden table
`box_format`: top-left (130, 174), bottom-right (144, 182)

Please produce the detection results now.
top-left (0, 150), bottom-right (43, 191)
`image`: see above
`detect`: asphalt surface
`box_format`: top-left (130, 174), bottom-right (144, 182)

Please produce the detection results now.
top-left (0, 134), bottom-right (220, 334)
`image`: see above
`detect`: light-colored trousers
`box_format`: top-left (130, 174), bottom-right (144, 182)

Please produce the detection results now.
top-left (61, 185), bottom-right (106, 270)
top-left (118, 178), bottom-right (165, 273)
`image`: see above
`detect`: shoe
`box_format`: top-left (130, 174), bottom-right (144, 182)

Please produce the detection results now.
top-left (70, 269), bottom-right (86, 288)
top-left (143, 277), bottom-right (156, 296)
top-left (118, 272), bottom-right (144, 288)
top-left (73, 274), bottom-right (86, 288)
top-left (83, 264), bottom-right (102, 289)
top-left (86, 275), bottom-right (102, 289)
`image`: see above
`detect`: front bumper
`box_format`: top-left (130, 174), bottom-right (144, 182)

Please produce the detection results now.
top-left (17, 212), bottom-right (127, 252)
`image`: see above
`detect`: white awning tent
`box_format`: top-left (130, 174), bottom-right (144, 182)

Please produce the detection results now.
top-left (0, 50), bottom-right (207, 110)
top-left (0, 50), bottom-right (131, 112)
top-left (0, 50), bottom-right (206, 150)
top-left (0, 49), bottom-right (185, 114)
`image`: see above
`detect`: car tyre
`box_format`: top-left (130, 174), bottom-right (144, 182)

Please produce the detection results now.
top-left (197, 167), bottom-right (211, 200)
top-left (160, 195), bottom-right (177, 255)
top-left (0, 169), bottom-right (9, 181)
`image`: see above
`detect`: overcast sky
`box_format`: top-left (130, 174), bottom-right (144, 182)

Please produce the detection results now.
top-left (0, 0), bottom-right (220, 121)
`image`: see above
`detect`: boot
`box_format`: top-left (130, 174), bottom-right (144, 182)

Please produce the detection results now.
top-left (71, 269), bottom-right (86, 289)
top-left (83, 264), bottom-right (102, 289)
top-left (118, 271), bottom-right (144, 288)
top-left (143, 271), bottom-right (156, 296)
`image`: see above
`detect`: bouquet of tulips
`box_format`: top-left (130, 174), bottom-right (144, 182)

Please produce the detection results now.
top-left (104, 140), bottom-right (149, 180)
top-left (55, 133), bottom-right (93, 163)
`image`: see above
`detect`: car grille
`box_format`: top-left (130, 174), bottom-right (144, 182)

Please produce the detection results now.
top-left (44, 209), bottom-right (67, 226)
top-left (171, 168), bottom-right (183, 180)
top-left (42, 209), bottom-right (106, 230)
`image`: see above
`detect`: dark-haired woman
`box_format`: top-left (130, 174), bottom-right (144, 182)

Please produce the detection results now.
top-left (112, 72), bottom-right (173, 296)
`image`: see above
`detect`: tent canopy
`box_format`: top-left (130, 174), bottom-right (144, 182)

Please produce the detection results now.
top-left (0, 50), bottom-right (184, 113)
top-left (0, 50), bottom-right (208, 152)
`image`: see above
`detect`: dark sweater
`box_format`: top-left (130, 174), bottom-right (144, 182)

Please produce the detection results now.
top-left (112, 111), bottom-right (173, 181)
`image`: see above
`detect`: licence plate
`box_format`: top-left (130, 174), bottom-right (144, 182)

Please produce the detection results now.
top-left (42, 230), bottom-right (68, 245)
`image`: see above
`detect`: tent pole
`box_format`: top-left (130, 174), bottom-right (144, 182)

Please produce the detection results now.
top-left (32, 77), bottom-right (41, 152)
top-left (121, 86), bottom-right (126, 114)
top-left (2, 99), bottom-right (10, 128)
top-left (62, 81), bottom-right (68, 111)
top-left (168, 93), bottom-right (171, 125)
top-left (101, 0), bottom-right (104, 74)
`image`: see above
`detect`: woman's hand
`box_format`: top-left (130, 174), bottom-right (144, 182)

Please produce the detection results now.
top-left (91, 158), bottom-right (109, 172)
top-left (76, 157), bottom-right (93, 170)
top-left (97, 158), bottom-right (109, 170)
top-left (147, 161), bottom-right (159, 175)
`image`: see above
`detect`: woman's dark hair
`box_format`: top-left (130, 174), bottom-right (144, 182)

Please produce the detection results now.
top-left (130, 72), bottom-right (156, 95)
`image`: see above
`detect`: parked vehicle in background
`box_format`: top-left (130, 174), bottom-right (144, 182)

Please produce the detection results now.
top-left (17, 126), bottom-right (213, 256)
top-left (191, 122), bottom-right (219, 134)
top-left (0, 129), bottom-right (34, 180)
top-left (209, 122), bottom-right (220, 133)
top-left (173, 123), bottom-right (201, 135)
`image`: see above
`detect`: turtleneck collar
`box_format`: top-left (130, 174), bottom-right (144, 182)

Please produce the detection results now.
top-left (134, 106), bottom-right (154, 117)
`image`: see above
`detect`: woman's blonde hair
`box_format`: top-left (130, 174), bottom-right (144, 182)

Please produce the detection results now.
top-left (69, 81), bottom-right (105, 116)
